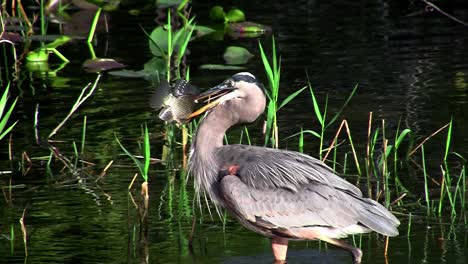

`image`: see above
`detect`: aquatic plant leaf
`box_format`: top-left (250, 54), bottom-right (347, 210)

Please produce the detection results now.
top-left (278, 86), bottom-right (307, 111)
top-left (44, 35), bottom-right (71, 49)
top-left (143, 124), bottom-right (150, 181)
top-left (115, 134), bottom-right (145, 178)
top-left (395, 129), bottom-right (412, 149)
top-left (0, 84), bottom-right (18, 141)
top-left (26, 50), bottom-right (49, 62)
top-left (223, 46), bottom-right (253, 65)
top-left (149, 26), bottom-right (169, 57)
top-left (194, 25), bottom-right (216, 37)
top-left (209, 6), bottom-right (226, 22)
top-left (156, 0), bottom-right (183, 8)
top-left (199, 64), bottom-right (246, 70)
top-left (226, 9), bottom-right (245, 23)
top-left (308, 84), bottom-right (324, 127)
top-left (82, 58), bottom-right (125, 72)
top-left (143, 57), bottom-right (167, 78)
top-left (109, 70), bottom-right (148, 78)
top-left (228, 22), bottom-right (271, 33)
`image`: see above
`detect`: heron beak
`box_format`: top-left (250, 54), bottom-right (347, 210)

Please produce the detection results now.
top-left (188, 83), bottom-right (239, 118)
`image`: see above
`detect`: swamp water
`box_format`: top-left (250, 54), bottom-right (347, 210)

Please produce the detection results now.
top-left (1, 1), bottom-right (468, 263)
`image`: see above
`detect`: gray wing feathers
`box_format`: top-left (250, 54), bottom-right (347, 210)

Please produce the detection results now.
top-left (217, 145), bottom-right (362, 195)
top-left (220, 175), bottom-right (399, 238)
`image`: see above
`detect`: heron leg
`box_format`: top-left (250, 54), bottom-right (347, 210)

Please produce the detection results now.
top-left (271, 237), bottom-right (288, 262)
top-left (319, 236), bottom-right (362, 264)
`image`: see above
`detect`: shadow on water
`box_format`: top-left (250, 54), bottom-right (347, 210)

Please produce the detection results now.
top-left (1, 0), bottom-right (468, 263)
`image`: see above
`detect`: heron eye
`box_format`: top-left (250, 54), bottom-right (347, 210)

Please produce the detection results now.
top-left (226, 80), bottom-right (234, 87)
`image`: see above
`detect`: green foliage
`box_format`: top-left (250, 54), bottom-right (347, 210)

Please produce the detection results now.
top-left (0, 83), bottom-right (19, 141)
top-left (115, 124), bottom-right (151, 182)
top-left (209, 6), bottom-right (246, 24)
top-left (225, 9), bottom-right (245, 23)
top-left (209, 6), bottom-right (225, 22)
top-left (223, 46), bottom-right (253, 65)
top-left (26, 36), bottom-right (71, 63)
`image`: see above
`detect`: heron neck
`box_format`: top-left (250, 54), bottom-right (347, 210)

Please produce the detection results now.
top-left (195, 106), bottom-right (237, 156)
top-left (190, 106), bottom-right (237, 204)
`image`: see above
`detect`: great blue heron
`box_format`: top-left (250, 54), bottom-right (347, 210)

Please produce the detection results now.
top-left (188, 72), bottom-right (400, 264)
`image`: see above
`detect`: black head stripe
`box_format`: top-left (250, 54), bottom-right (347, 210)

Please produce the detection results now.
top-left (232, 73), bottom-right (257, 83)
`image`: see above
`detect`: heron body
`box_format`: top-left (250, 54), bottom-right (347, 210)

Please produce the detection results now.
top-left (188, 72), bottom-right (400, 263)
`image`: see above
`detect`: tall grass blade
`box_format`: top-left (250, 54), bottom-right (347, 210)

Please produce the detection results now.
top-left (115, 134), bottom-right (147, 182)
top-left (421, 145), bottom-right (431, 215)
top-left (143, 124), bottom-right (150, 181)
top-left (299, 127), bottom-right (304, 153)
top-left (87, 7), bottom-right (102, 43)
top-left (258, 42), bottom-right (274, 89)
top-left (444, 118), bottom-right (453, 161)
top-left (326, 83), bottom-right (358, 129)
top-left (0, 84), bottom-right (18, 141)
top-left (395, 129), bottom-right (412, 149)
top-left (308, 83), bottom-right (323, 126)
top-left (278, 86), bottom-right (306, 111)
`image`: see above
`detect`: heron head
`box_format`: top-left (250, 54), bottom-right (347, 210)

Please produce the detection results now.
top-left (189, 72), bottom-right (266, 122)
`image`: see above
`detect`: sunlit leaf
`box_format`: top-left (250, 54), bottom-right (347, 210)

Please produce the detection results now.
top-left (309, 84), bottom-right (323, 126)
top-left (44, 35), bottom-right (71, 49)
top-left (0, 84), bottom-right (18, 141)
top-left (226, 8), bottom-right (245, 23)
top-left (148, 26), bottom-right (169, 57)
top-left (209, 5), bottom-right (226, 22)
top-left (278, 86), bottom-right (306, 111)
top-left (223, 46), bottom-right (253, 65)
top-left (26, 50), bottom-right (49, 62)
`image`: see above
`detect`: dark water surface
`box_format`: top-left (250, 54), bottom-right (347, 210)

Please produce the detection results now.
top-left (1, 1), bottom-right (468, 263)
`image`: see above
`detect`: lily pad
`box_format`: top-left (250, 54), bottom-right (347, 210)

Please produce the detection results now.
top-left (223, 46), bottom-right (253, 65)
top-left (225, 8), bottom-right (245, 23)
top-left (209, 6), bottom-right (226, 22)
top-left (149, 26), bottom-right (169, 57)
top-left (227, 21), bottom-right (271, 33)
top-left (156, 0), bottom-right (183, 8)
top-left (199, 64), bottom-right (246, 70)
top-left (83, 58), bottom-right (126, 72)
top-left (110, 57), bottom-right (166, 80)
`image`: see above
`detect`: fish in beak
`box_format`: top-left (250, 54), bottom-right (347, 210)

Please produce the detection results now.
top-left (188, 82), bottom-right (240, 118)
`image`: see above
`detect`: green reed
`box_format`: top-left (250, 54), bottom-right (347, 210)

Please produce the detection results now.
top-left (115, 123), bottom-right (151, 183)
top-left (0, 83), bottom-right (18, 141)
top-left (259, 37), bottom-right (306, 148)
top-left (87, 7), bottom-right (102, 43)
top-left (421, 145), bottom-right (431, 215)
top-left (258, 37), bottom-right (280, 148)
